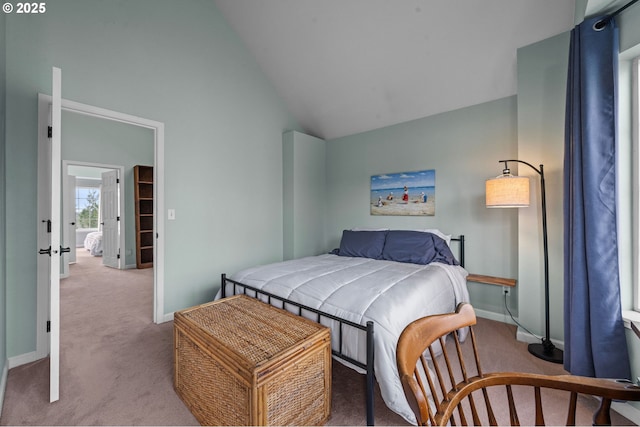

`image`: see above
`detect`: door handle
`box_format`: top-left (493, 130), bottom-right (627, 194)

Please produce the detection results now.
top-left (38, 246), bottom-right (69, 256)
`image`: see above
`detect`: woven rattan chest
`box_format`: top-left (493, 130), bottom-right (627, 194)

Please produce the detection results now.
top-left (174, 294), bottom-right (332, 426)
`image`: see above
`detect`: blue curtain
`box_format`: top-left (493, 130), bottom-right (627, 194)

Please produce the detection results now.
top-left (564, 15), bottom-right (630, 379)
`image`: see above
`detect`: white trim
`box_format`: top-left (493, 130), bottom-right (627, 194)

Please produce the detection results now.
top-left (516, 328), bottom-right (565, 350)
top-left (163, 312), bottom-right (175, 323)
top-left (37, 94), bottom-right (166, 371)
top-left (474, 307), bottom-right (518, 326)
top-left (472, 308), bottom-right (566, 349)
top-left (623, 309), bottom-right (640, 328)
top-left (0, 360), bottom-right (8, 417)
top-left (7, 352), bottom-right (38, 369)
top-left (612, 401), bottom-right (640, 425)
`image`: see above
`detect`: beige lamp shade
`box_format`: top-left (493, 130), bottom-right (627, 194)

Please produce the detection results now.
top-left (486, 174), bottom-right (530, 208)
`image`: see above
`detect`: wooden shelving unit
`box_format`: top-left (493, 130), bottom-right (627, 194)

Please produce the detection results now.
top-left (134, 165), bottom-right (154, 269)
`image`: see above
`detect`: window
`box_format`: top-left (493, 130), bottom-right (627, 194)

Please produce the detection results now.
top-left (75, 186), bottom-right (100, 229)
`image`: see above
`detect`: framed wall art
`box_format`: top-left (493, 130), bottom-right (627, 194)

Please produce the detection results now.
top-left (370, 169), bottom-right (435, 216)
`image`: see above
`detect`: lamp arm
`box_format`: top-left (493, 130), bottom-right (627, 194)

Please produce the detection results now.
top-left (498, 159), bottom-right (553, 352)
top-left (497, 159), bottom-right (542, 176)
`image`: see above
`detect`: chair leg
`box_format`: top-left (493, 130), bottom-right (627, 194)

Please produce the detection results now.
top-left (593, 398), bottom-right (612, 426)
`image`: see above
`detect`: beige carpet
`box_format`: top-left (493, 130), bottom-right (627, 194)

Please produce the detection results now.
top-left (0, 250), bottom-right (634, 425)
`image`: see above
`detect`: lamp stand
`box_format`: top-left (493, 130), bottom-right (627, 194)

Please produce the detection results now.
top-left (499, 160), bottom-right (563, 364)
top-left (528, 341), bottom-right (563, 363)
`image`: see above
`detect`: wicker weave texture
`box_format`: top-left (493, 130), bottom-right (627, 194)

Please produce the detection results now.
top-left (180, 295), bottom-right (322, 365)
top-left (175, 330), bottom-right (251, 425)
top-left (174, 295), bottom-right (331, 426)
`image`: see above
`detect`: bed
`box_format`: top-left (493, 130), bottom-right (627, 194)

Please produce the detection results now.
top-left (83, 231), bottom-right (103, 256)
top-left (220, 229), bottom-right (469, 425)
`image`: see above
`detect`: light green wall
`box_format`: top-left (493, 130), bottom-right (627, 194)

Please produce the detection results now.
top-left (4, 0), bottom-right (299, 357)
top-left (283, 131), bottom-right (327, 260)
top-left (61, 111), bottom-right (154, 267)
top-left (325, 97), bottom-right (519, 317)
top-left (620, 2), bottom-right (640, 52)
top-left (516, 33), bottom-right (570, 344)
top-left (1, 10), bottom-right (7, 378)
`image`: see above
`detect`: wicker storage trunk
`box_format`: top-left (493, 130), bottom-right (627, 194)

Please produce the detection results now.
top-left (174, 294), bottom-right (332, 426)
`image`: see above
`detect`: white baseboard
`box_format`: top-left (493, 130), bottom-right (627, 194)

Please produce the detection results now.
top-left (515, 327), bottom-right (565, 350)
top-left (474, 308), bottom-right (566, 350)
top-left (162, 312), bottom-right (174, 323)
top-left (0, 360), bottom-right (8, 417)
top-left (8, 351), bottom-right (37, 369)
top-left (612, 400), bottom-right (640, 424)
top-left (474, 308), bottom-right (517, 326)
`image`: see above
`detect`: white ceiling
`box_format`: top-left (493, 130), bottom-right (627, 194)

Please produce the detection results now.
top-left (214, 0), bottom-right (579, 140)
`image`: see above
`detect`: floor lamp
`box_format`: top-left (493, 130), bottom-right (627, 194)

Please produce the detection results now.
top-left (485, 159), bottom-right (563, 364)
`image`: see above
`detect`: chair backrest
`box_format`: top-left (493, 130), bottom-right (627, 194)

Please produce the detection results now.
top-left (396, 303), bottom-right (640, 426)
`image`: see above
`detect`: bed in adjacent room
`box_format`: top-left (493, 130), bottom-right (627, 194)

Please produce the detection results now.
top-left (220, 229), bottom-right (469, 425)
top-left (83, 231), bottom-right (103, 256)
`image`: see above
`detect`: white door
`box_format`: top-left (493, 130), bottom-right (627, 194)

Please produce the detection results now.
top-left (101, 170), bottom-right (120, 268)
top-left (49, 66), bottom-right (62, 403)
top-left (63, 174), bottom-right (77, 274)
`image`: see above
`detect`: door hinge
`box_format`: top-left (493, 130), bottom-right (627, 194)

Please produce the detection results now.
top-left (116, 178), bottom-right (120, 184)
top-left (42, 219), bottom-right (51, 233)
top-left (46, 321), bottom-right (51, 333)
top-left (48, 126), bottom-right (52, 138)
top-left (117, 216), bottom-right (120, 221)
top-left (117, 253), bottom-right (120, 259)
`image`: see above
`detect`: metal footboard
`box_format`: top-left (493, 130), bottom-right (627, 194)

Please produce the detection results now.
top-left (219, 234), bottom-right (465, 426)
top-left (221, 274), bottom-right (376, 426)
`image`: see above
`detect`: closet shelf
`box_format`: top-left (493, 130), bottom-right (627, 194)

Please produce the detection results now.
top-left (134, 165), bottom-right (154, 269)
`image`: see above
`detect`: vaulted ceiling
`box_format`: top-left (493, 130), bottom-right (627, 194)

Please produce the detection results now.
top-left (213, 1), bottom-right (616, 140)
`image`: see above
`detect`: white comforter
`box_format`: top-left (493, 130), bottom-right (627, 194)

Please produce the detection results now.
top-left (83, 231), bottom-right (103, 256)
top-left (225, 254), bottom-right (470, 423)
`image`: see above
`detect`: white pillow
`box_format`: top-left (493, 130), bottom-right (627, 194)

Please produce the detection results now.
top-left (413, 229), bottom-right (452, 246)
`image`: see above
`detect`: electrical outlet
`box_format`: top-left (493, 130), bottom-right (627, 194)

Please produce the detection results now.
top-left (503, 286), bottom-right (511, 296)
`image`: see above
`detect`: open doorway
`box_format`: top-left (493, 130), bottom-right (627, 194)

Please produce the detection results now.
top-left (61, 162), bottom-right (126, 278)
top-left (36, 94), bottom-right (166, 365)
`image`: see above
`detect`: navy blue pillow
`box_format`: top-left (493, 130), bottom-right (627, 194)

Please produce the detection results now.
top-left (338, 230), bottom-right (387, 259)
top-left (382, 230), bottom-right (459, 265)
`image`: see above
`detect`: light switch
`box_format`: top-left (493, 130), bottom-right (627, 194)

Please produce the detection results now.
top-left (168, 209), bottom-right (176, 220)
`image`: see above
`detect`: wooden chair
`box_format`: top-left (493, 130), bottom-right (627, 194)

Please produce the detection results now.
top-left (396, 303), bottom-right (640, 426)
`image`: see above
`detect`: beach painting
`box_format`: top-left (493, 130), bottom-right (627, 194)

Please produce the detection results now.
top-left (371, 169), bottom-right (435, 216)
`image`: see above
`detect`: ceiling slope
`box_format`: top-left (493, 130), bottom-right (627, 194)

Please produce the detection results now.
top-left (214, 0), bottom-right (576, 140)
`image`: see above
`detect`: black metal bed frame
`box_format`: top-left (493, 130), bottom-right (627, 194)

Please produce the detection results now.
top-left (221, 235), bottom-right (465, 426)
